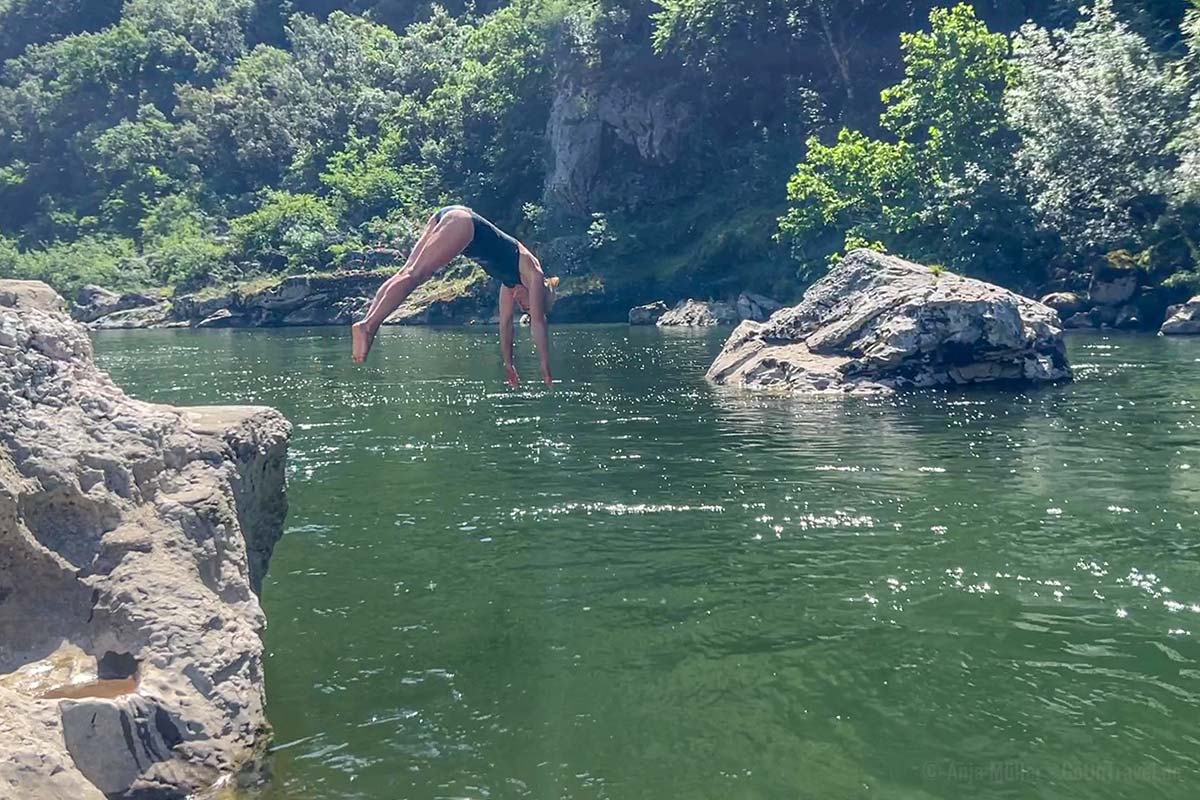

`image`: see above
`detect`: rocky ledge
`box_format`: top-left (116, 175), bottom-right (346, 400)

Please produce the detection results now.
top-left (73, 266), bottom-right (498, 330)
top-left (706, 250), bottom-right (1071, 394)
top-left (0, 280), bottom-right (291, 798)
top-left (1160, 296), bottom-right (1200, 335)
top-left (630, 293), bottom-right (784, 327)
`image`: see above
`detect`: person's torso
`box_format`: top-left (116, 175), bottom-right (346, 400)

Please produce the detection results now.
top-left (439, 206), bottom-right (522, 287)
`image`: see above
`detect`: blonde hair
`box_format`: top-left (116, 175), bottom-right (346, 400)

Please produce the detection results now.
top-left (545, 276), bottom-right (560, 311)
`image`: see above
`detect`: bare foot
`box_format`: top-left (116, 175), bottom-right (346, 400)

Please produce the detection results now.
top-left (351, 321), bottom-right (376, 363)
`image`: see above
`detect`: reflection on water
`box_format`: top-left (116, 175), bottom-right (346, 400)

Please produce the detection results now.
top-left (95, 326), bottom-right (1200, 800)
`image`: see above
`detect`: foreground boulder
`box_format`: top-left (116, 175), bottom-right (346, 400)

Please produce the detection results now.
top-left (1161, 297), bottom-right (1200, 335)
top-left (707, 250), bottom-right (1071, 394)
top-left (657, 298), bottom-right (739, 327)
top-left (0, 281), bottom-right (291, 798)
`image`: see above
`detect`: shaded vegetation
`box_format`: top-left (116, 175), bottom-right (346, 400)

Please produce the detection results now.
top-left (0, 0), bottom-right (1195, 302)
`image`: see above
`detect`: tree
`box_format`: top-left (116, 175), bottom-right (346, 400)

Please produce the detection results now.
top-left (1006, 0), bottom-right (1189, 263)
top-left (229, 191), bottom-right (341, 271)
top-left (176, 46), bottom-right (319, 192)
top-left (780, 4), bottom-right (1038, 284)
top-left (0, 0), bottom-right (123, 62)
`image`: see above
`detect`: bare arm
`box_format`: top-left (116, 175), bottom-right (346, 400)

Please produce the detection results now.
top-left (525, 267), bottom-right (553, 388)
top-left (498, 285), bottom-right (519, 387)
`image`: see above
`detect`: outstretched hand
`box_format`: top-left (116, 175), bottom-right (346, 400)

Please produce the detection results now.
top-left (505, 363), bottom-right (520, 388)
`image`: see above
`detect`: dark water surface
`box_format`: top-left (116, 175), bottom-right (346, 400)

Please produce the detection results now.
top-left (94, 326), bottom-right (1200, 800)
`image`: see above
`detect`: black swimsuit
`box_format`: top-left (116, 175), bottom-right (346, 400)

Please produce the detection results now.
top-left (436, 205), bottom-right (522, 287)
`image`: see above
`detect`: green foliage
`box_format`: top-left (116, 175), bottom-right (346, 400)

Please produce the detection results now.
top-left (1006, 0), bottom-right (1188, 260)
top-left (320, 129), bottom-right (438, 227)
top-left (780, 129), bottom-right (917, 278)
top-left (230, 191), bottom-right (341, 271)
top-left (780, 4), bottom-right (1036, 284)
top-left (586, 212), bottom-right (617, 248)
top-left (0, 0), bottom-right (1195, 304)
top-left (1169, 2), bottom-right (1200, 207)
top-left (0, 235), bottom-right (144, 296)
top-left (176, 45), bottom-right (318, 191)
top-left (0, 0), bottom-right (123, 61)
top-left (140, 195), bottom-right (230, 289)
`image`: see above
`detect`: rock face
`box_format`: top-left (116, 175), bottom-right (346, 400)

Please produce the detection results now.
top-left (0, 281), bottom-right (291, 799)
top-left (1088, 270), bottom-right (1138, 306)
top-left (72, 286), bottom-right (163, 325)
top-left (707, 251), bottom-right (1071, 394)
top-left (629, 301), bottom-right (669, 325)
top-left (657, 299), bottom-right (739, 327)
top-left (1039, 291), bottom-right (1086, 316)
top-left (77, 268), bottom-right (497, 330)
top-left (1161, 296), bottom-right (1200, 335)
top-left (736, 292), bottom-right (784, 322)
top-left (544, 73), bottom-right (690, 213)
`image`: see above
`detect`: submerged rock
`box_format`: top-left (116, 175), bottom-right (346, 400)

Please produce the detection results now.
top-left (657, 298), bottom-right (739, 327)
top-left (0, 281), bottom-right (291, 799)
top-left (1160, 296), bottom-right (1200, 335)
top-left (629, 301), bottom-right (669, 325)
top-left (706, 250), bottom-right (1071, 394)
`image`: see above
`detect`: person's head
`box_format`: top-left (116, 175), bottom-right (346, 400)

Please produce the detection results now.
top-left (513, 276), bottom-right (559, 314)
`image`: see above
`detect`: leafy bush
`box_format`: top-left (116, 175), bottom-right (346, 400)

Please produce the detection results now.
top-left (1006, 0), bottom-right (1188, 261)
top-left (780, 4), bottom-right (1037, 284)
top-left (230, 191), bottom-right (341, 272)
top-left (0, 235), bottom-right (145, 296)
top-left (139, 195), bottom-right (230, 289)
top-left (321, 128), bottom-right (438, 227)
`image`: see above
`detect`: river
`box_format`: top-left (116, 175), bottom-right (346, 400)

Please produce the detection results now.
top-left (93, 325), bottom-right (1200, 800)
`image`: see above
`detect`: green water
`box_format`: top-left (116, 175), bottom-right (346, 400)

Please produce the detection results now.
top-left (93, 326), bottom-right (1200, 800)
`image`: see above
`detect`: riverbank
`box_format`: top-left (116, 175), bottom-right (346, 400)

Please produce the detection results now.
top-left (70, 258), bottom-right (1200, 338)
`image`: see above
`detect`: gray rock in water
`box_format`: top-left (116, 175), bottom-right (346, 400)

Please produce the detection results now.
top-left (706, 250), bottom-right (1071, 394)
top-left (629, 301), bottom-right (669, 325)
top-left (736, 292), bottom-right (784, 322)
top-left (87, 303), bottom-right (171, 330)
top-left (1088, 272), bottom-right (1138, 306)
top-left (1114, 303), bottom-right (1140, 330)
top-left (196, 308), bottom-right (243, 328)
top-left (73, 285), bottom-right (163, 325)
top-left (0, 280), bottom-right (291, 799)
top-left (1039, 291), bottom-right (1087, 315)
top-left (172, 293), bottom-right (239, 323)
top-left (657, 299), bottom-right (739, 327)
top-left (1063, 308), bottom-right (1101, 329)
top-left (1160, 296), bottom-right (1200, 335)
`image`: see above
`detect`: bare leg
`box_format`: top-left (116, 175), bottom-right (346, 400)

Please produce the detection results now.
top-left (360, 213), bottom-right (439, 326)
top-left (352, 210), bottom-right (474, 363)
